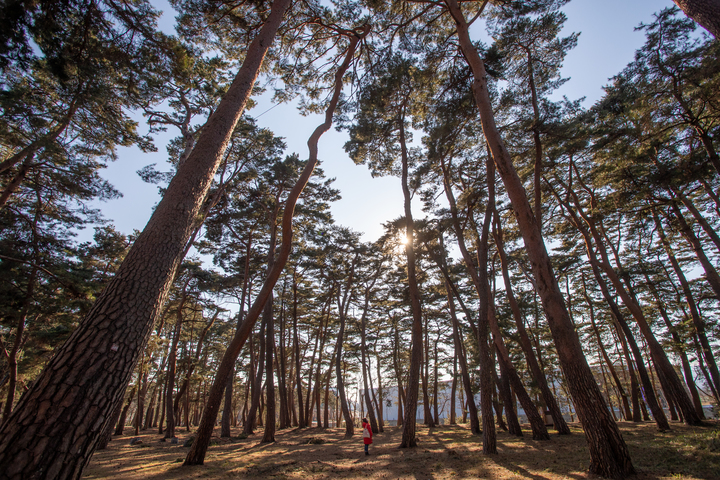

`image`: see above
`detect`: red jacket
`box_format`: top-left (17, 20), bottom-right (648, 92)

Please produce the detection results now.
top-left (362, 422), bottom-right (373, 444)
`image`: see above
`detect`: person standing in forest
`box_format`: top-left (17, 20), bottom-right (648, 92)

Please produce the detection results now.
top-left (362, 418), bottom-right (373, 455)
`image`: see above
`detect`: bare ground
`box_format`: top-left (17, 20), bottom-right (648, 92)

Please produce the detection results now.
top-left (83, 420), bottom-right (720, 479)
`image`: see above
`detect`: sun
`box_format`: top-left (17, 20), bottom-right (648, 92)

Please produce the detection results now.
top-left (399, 234), bottom-right (410, 245)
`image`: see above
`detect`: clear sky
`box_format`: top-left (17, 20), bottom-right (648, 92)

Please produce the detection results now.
top-left (86, 0), bottom-right (677, 246)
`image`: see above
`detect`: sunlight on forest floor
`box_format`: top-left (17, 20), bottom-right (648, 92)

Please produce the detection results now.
top-left (83, 420), bottom-right (720, 479)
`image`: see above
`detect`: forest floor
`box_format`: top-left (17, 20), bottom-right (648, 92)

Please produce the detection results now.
top-left (83, 419), bottom-right (720, 479)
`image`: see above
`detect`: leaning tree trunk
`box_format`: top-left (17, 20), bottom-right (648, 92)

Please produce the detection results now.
top-left (0, 1), bottom-right (291, 477)
top-left (549, 181), bottom-right (670, 431)
top-left (653, 208), bottom-right (720, 398)
top-left (184, 24), bottom-right (368, 464)
top-left (444, 1), bottom-right (634, 476)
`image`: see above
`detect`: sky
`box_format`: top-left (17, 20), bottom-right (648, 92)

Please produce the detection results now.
top-left (86, 0), bottom-right (678, 247)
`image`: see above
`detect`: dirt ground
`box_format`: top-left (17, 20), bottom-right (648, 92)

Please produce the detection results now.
top-left (83, 420), bottom-right (720, 479)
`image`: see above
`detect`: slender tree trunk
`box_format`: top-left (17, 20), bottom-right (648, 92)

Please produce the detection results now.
top-left (653, 208), bottom-right (720, 398)
top-left (184, 23), bottom-right (366, 464)
top-left (361, 284), bottom-right (379, 433)
top-left (245, 320), bottom-right (266, 435)
top-left (582, 276), bottom-right (632, 421)
top-left (261, 294), bottom-right (276, 443)
top-left (221, 367), bottom-right (234, 437)
top-left (292, 273), bottom-right (305, 428)
top-left (1, 266), bottom-right (36, 422)
top-left (496, 360), bottom-right (522, 436)
top-left (494, 218), bottom-right (570, 434)
top-left (115, 385), bottom-right (137, 436)
top-left (437, 142), bottom-right (495, 451)
top-left (441, 270), bottom-right (480, 434)
top-left (97, 398), bottom-right (125, 450)
top-left (667, 201), bottom-right (720, 299)
top-left (445, 1), bottom-right (634, 475)
top-left (489, 304), bottom-right (549, 440)
top-left (335, 303), bottom-right (354, 436)
top-left (399, 101), bottom-right (425, 449)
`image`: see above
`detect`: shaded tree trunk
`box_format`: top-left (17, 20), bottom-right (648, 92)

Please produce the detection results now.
top-left (0, 2), bottom-right (291, 477)
top-left (221, 367), bottom-right (234, 438)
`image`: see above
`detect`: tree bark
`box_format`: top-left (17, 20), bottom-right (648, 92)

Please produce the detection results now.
top-left (0, 2), bottom-right (291, 477)
top-left (673, 0), bottom-right (720, 38)
top-left (221, 367), bottom-right (234, 437)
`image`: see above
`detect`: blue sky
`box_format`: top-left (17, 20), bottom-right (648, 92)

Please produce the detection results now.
top-left (86, 0), bottom-right (677, 245)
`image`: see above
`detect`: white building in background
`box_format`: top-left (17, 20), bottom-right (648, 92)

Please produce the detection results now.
top-left (360, 378), bottom-right (578, 426)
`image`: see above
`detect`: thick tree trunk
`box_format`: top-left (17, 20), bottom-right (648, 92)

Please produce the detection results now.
top-left (673, 0), bottom-right (720, 38)
top-left (0, 2), bottom-right (291, 477)
top-left (445, 1), bottom-right (634, 476)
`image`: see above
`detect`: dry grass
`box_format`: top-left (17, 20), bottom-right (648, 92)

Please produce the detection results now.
top-left (83, 420), bottom-right (720, 479)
